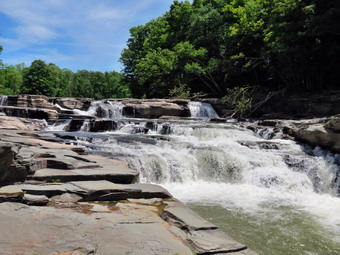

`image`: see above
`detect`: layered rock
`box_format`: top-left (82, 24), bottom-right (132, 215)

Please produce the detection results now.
top-left (281, 117), bottom-right (340, 153)
top-left (118, 98), bottom-right (190, 119)
top-left (50, 97), bottom-right (92, 111)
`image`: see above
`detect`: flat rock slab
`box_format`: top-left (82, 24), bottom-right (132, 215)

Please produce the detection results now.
top-left (162, 205), bottom-right (217, 231)
top-left (70, 181), bottom-right (172, 201)
top-left (187, 229), bottom-right (247, 254)
top-left (0, 185), bottom-right (24, 202)
top-left (70, 180), bottom-right (140, 193)
top-left (127, 183), bottom-right (172, 198)
top-left (0, 202), bottom-right (193, 255)
top-left (29, 167), bottom-right (137, 184)
top-left (17, 183), bottom-right (85, 197)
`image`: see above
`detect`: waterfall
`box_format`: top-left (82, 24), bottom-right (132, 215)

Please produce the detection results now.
top-left (188, 101), bottom-right (219, 119)
top-left (45, 116), bottom-right (340, 253)
top-left (74, 100), bottom-right (125, 119)
top-left (0, 95), bottom-right (8, 106)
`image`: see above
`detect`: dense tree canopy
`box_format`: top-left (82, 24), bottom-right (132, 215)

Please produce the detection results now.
top-left (0, 56), bottom-right (131, 99)
top-left (121, 0), bottom-right (340, 98)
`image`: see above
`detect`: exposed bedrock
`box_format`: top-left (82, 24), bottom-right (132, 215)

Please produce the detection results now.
top-left (0, 115), bottom-right (257, 254)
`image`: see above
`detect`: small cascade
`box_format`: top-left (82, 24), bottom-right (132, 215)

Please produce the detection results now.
top-left (73, 100), bottom-right (125, 119)
top-left (188, 101), bottom-right (219, 119)
top-left (106, 101), bottom-right (125, 119)
top-left (80, 120), bottom-right (90, 132)
top-left (46, 119), bottom-right (71, 131)
top-left (0, 95), bottom-right (8, 106)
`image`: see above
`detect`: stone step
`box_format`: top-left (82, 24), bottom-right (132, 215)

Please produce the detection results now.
top-left (27, 167), bottom-right (138, 184)
top-left (18, 180), bottom-right (171, 202)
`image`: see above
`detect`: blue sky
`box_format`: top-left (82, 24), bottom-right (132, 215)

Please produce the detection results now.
top-left (0, 0), bottom-right (175, 72)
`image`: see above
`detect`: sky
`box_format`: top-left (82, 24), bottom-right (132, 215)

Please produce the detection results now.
top-left (0, 0), bottom-right (175, 72)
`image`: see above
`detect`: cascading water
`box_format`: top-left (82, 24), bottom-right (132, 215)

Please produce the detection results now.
top-left (188, 101), bottom-right (219, 119)
top-left (74, 100), bottom-right (125, 119)
top-left (45, 115), bottom-right (340, 254)
top-left (0, 95), bottom-right (8, 106)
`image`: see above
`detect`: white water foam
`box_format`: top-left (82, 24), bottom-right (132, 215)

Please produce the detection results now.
top-left (74, 121), bottom-right (340, 236)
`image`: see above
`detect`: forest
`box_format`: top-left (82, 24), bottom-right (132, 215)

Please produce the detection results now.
top-left (1, 0), bottom-right (339, 99)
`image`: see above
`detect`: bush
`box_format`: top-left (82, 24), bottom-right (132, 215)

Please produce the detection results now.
top-left (221, 86), bottom-right (253, 117)
top-left (169, 83), bottom-right (191, 99)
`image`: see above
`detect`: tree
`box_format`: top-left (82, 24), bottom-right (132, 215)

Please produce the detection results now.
top-left (21, 60), bottom-right (54, 96)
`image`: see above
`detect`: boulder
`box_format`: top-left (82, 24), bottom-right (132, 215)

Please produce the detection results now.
top-left (0, 143), bottom-right (27, 183)
top-left (286, 124), bottom-right (340, 153)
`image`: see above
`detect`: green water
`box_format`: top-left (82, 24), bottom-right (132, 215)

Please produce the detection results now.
top-left (189, 204), bottom-right (340, 255)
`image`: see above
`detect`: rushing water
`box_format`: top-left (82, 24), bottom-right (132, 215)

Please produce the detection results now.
top-left (188, 101), bottom-right (219, 119)
top-left (0, 95), bottom-right (8, 106)
top-left (73, 100), bottom-right (125, 119)
top-left (44, 101), bottom-right (340, 255)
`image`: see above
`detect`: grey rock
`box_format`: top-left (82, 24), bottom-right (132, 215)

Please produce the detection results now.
top-left (162, 205), bottom-right (217, 231)
top-left (187, 229), bottom-right (247, 254)
top-left (0, 202), bottom-right (193, 255)
top-left (0, 142), bottom-right (27, 183)
top-left (0, 185), bottom-right (24, 202)
top-left (288, 124), bottom-right (340, 152)
top-left (23, 194), bottom-right (49, 205)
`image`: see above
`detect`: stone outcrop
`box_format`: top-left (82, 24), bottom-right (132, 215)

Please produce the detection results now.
top-left (281, 117), bottom-right (340, 153)
top-left (7, 95), bottom-right (58, 110)
top-left (50, 97), bottom-right (92, 111)
top-left (119, 99), bottom-right (190, 119)
top-left (0, 95), bottom-right (59, 120)
top-left (0, 143), bottom-right (27, 184)
top-left (0, 105), bottom-right (58, 120)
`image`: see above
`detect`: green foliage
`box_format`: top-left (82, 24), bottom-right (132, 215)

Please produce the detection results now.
top-left (221, 87), bottom-right (253, 117)
top-left (169, 83), bottom-right (191, 99)
top-left (21, 60), bottom-right (54, 96)
top-left (0, 58), bottom-right (131, 99)
top-left (121, 0), bottom-right (340, 98)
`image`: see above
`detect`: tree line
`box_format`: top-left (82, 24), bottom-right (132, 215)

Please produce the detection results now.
top-left (0, 57), bottom-right (131, 99)
top-left (121, 0), bottom-right (340, 98)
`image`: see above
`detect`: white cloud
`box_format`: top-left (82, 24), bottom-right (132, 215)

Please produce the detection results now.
top-left (0, 0), bottom-right (175, 71)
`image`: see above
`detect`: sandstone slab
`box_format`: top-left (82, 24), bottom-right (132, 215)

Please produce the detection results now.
top-left (162, 204), bottom-right (217, 231)
top-left (0, 202), bottom-right (193, 255)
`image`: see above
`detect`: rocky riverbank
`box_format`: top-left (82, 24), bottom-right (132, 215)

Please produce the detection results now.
top-left (1, 94), bottom-right (340, 254)
top-left (0, 115), bottom-right (257, 254)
